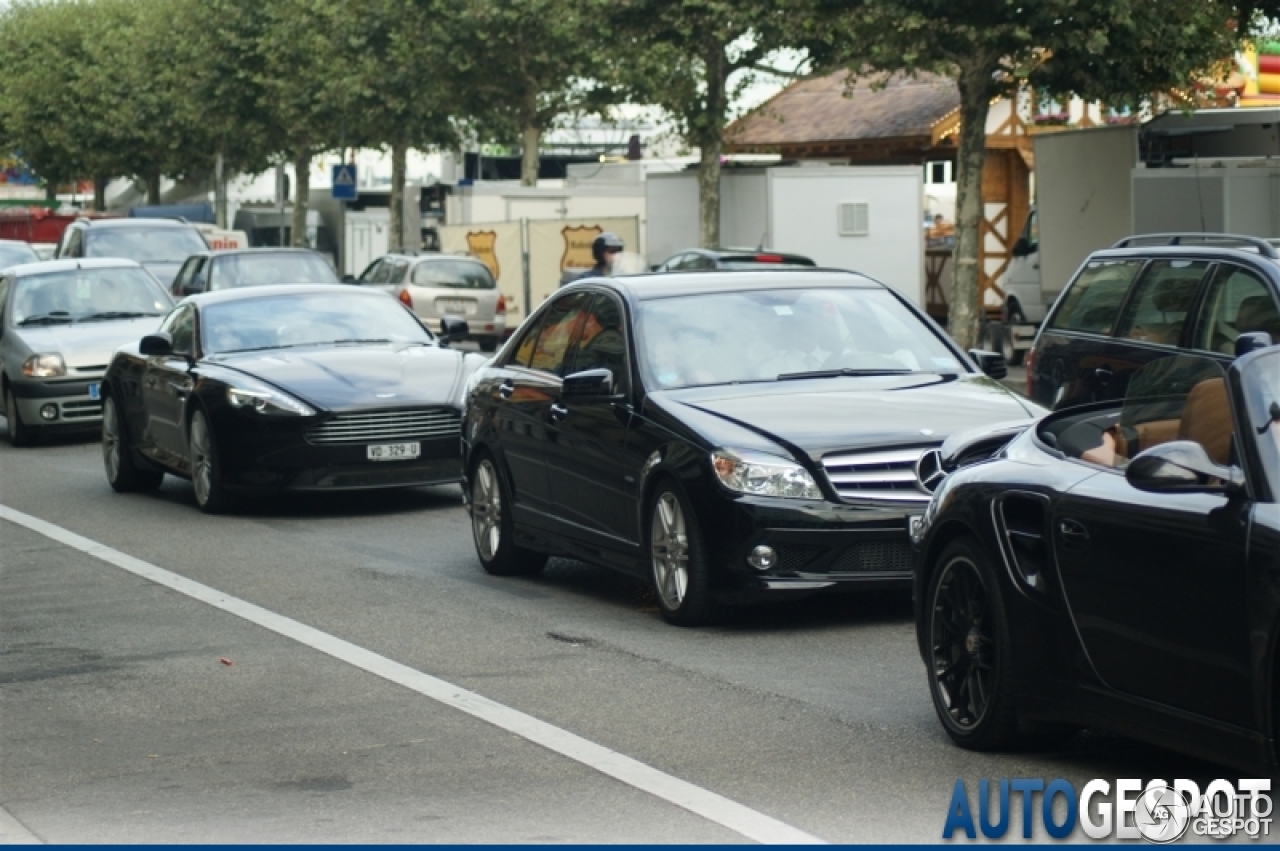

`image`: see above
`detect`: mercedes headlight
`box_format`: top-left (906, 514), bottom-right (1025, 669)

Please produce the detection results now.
top-left (711, 448), bottom-right (823, 500)
top-left (23, 353), bottom-right (66, 378)
top-left (226, 380), bottom-right (314, 416)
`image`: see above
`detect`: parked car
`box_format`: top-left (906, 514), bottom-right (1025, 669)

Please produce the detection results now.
top-left (911, 338), bottom-right (1279, 773)
top-left (0, 239), bottom-right (39, 269)
top-left (0, 259), bottom-right (173, 445)
top-left (170, 248), bottom-right (338, 297)
top-left (653, 248), bottom-right (817, 272)
top-left (100, 284), bottom-right (485, 513)
top-left (1027, 233), bottom-right (1280, 409)
top-left (461, 269), bottom-right (1042, 626)
top-left (54, 217), bottom-right (209, 287)
top-left (352, 252), bottom-right (507, 352)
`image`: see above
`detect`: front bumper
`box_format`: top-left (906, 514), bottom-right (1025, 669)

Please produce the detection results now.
top-left (9, 378), bottom-right (103, 430)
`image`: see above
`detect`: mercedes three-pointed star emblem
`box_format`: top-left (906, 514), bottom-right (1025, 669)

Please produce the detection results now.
top-left (915, 448), bottom-right (947, 493)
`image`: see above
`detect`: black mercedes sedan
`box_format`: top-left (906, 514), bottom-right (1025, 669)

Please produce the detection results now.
top-left (101, 285), bottom-right (485, 513)
top-left (462, 269), bottom-right (1044, 625)
top-left (911, 340), bottom-right (1280, 773)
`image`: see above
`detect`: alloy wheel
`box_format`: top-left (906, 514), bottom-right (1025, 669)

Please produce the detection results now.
top-left (102, 397), bottom-right (121, 482)
top-left (190, 412), bottom-right (214, 506)
top-left (471, 459), bottom-right (502, 561)
top-left (651, 492), bottom-right (689, 609)
top-left (930, 556), bottom-right (996, 730)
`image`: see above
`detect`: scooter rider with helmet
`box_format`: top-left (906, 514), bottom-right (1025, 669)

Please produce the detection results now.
top-left (573, 232), bottom-right (624, 282)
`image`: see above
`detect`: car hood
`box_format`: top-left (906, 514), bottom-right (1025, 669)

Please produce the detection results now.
top-left (141, 262), bottom-right (182, 286)
top-left (15, 316), bottom-right (164, 370)
top-left (656, 373), bottom-right (1040, 461)
top-left (207, 344), bottom-right (481, 411)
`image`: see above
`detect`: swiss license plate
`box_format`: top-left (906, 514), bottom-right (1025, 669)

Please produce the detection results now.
top-left (438, 299), bottom-right (473, 315)
top-left (367, 442), bottom-right (420, 462)
top-left (87, 383), bottom-right (100, 401)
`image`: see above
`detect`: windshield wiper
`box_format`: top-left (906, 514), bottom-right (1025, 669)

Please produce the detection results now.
top-left (78, 311), bottom-right (160, 322)
top-left (17, 312), bottom-right (73, 326)
top-left (331, 338), bottom-right (393, 345)
top-left (776, 368), bottom-right (914, 381)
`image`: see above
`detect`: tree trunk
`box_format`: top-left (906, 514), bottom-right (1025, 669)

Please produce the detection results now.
top-left (291, 147), bottom-right (311, 248)
top-left (93, 177), bottom-right (108, 211)
top-left (520, 124), bottom-right (540, 187)
top-left (697, 44), bottom-right (728, 248)
top-left (44, 183), bottom-right (57, 203)
top-left (146, 171), bottom-right (161, 205)
top-left (949, 59), bottom-right (995, 351)
top-left (390, 141), bottom-right (407, 250)
top-left (214, 151), bottom-right (228, 229)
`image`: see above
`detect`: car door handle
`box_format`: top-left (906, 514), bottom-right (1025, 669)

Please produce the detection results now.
top-left (549, 403), bottom-right (568, 422)
top-left (497, 381), bottom-right (514, 399)
top-left (1093, 366), bottom-right (1112, 386)
top-left (1059, 519), bottom-right (1090, 548)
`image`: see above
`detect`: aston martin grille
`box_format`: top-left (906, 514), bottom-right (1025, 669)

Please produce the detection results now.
top-left (820, 446), bottom-right (938, 504)
top-left (305, 408), bottom-right (462, 444)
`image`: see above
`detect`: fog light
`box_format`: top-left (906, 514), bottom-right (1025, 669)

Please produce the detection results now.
top-left (747, 545), bottom-right (777, 571)
top-left (39, 404), bottom-right (57, 421)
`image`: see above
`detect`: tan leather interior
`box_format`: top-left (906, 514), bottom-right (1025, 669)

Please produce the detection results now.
top-left (1177, 377), bottom-right (1233, 465)
top-left (1237, 295), bottom-right (1280, 340)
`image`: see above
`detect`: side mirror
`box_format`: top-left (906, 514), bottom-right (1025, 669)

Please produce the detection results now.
top-left (562, 368), bottom-right (617, 399)
top-left (1126, 440), bottom-right (1246, 494)
top-left (341, 274), bottom-right (358, 284)
top-left (438, 315), bottom-right (469, 344)
top-left (1235, 331), bottom-right (1273, 359)
top-left (968, 348), bottom-right (1008, 380)
top-left (139, 332), bottom-right (174, 357)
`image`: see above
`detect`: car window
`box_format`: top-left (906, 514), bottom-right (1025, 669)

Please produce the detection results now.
top-left (1046, 259), bottom-right (1145, 335)
top-left (1193, 264), bottom-right (1280, 354)
top-left (358, 259), bottom-right (383, 284)
top-left (686, 254), bottom-right (716, 270)
top-left (659, 254), bottom-right (689, 272)
top-left (0, 242), bottom-right (38, 268)
top-left (85, 227), bottom-right (207, 263)
top-left (210, 253), bottom-right (337, 289)
top-left (11, 267), bottom-right (171, 324)
top-left (1113, 260), bottom-right (1209, 346)
top-left (64, 229), bottom-right (84, 258)
top-left (411, 259), bottom-right (495, 289)
top-left (568, 294), bottom-right (629, 391)
top-left (162, 305), bottom-right (196, 355)
top-left (511, 292), bottom-right (593, 376)
top-left (0, 277), bottom-right (10, 332)
top-left (173, 257), bottom-right (200, 291)
top-left (201, 292), bottom-right (432, 354)
top-left (384, 259), bottom-right (410, 284)
top-left (1241, 348), bottom-right (1280, 496)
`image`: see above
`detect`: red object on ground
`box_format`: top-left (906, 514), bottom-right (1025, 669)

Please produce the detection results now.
top-left (219, 657), bottom-right (233, 667)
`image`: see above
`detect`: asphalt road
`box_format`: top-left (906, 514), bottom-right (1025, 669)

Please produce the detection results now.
top-left (0, 417), bottom-right (1230, 844)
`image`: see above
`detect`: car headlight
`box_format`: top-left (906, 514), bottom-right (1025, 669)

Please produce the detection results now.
top-left (226, 381), bottom-right (315, 416)
top-left (23, 353), bottom-right (66, 378)
top-left (711, 448), bottom-right (823, 500)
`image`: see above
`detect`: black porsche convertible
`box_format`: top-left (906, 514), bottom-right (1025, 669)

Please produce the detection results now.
top-left (911, 337), bottom-right (1280, 773)
top-left (101, 284), bottom-right (485, 512)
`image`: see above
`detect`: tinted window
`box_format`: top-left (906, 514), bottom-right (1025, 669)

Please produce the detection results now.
top-left (10, 267), bottom-right (171, 324)
top-left (0, 242), bottom-right (38, 268)
top-left (164, 306), bottom-right (195, 355)
top-left (511, 292), bottom-right (592, 376)
top-left (1242, 348), bottom-right (1280, 495)
top-left (1193, 264), bottom-right (1280, 354)
top-left (209, 252), bottom-right (338, 289)
top-left (569, 294), bottom-right (628, 391)
top-left (357, 259), bottom-right (383, 284)
top-left (201, 292), bottom-right (432, 354)
top-left (1046, 259), bottom-right (1144, 335)
top-left (412, 259), bottom-right (495, 289)
top-left (1113, 260), bottom-right (1209, 346)
top-left (85, 227), bottom-right (207, 263)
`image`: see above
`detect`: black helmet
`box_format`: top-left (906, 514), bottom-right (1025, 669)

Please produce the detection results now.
top-left (591, 232), bottom-right (624, 263)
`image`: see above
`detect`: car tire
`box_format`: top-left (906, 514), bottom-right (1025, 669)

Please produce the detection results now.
top-left (4, 387), bottom-right (36, 447)
top-left (1001, 308), bottom-right (1026, 366)
top-left (478, 336), bottom-right (499, 353)
top-left (925, 536), bottom-right (1024, 750)
top-left (102, 394), bottom-right (163, 493)
top-left (647, 478), bottom-right (719, 627)
top-left (470, 454), bottom-right (547, 576)
top-left (188, 409), bottom-right (232, 514)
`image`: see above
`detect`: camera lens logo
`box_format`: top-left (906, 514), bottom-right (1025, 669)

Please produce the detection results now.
top-left (1135, 783), bottom-right (1191, 844)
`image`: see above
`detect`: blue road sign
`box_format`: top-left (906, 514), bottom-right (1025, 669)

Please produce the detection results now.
top-left (332, 164), bottom-right (357, 200)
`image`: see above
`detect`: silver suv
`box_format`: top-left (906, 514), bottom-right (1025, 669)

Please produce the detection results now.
top-left (354, 252), bottom-right (506, 352)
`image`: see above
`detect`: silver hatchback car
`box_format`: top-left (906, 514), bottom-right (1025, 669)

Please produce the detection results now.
top-left (354, 252), bottom-right (506, 351)
top-left (0, 259), bottom-right (172, 445)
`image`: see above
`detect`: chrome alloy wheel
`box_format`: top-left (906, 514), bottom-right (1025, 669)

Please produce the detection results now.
top-left (102, 396), bottom-right (121, 482)
top-left (190, 412), bottom-right (215, 507)
top-left (471, 459), bottom-right (502, 561)
top-left (930, 556), bottom-right (996, 730)
top-left (651, 491), bottom-right (690, 609)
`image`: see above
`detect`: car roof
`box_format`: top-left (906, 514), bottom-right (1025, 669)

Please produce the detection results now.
top-left (183, 283), bottom-right (381, 306)
top-left (3, 257), bottom-right (146, 277)
top-left (385, 252), bottom-right (483, 263)
top-left (576, 268), bottom-right (885, 301)
top-left (75, 217), bottom-right (197, 229)
top-left (1083, 244), bottom-right (1280, 271)
top-left (688, 247), bottom-right (814, 260)
top-left (197, 247), bottom-right (327, 258)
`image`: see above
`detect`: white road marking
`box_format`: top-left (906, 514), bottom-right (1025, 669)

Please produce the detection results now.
top-left (0, 803), bottom-right (42, 844)
top-left (0, 505), bottom-right (825, 845)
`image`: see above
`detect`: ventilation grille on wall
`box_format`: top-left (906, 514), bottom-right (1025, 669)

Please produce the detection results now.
top-left (838, 202), bottom-right (869, 236)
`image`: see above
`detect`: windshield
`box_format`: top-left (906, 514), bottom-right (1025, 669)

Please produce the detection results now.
top-left (636, 287), bottom-right (963, 389)
top-left (202, 292), bottom-right (434, 354)
top-left (10, 267), bottom-right (171, 325)
top-left (411, 259), bottom-right (495, 289)
top-left (0, 242), bottom-right (38, 268)
top-left (85, 227), bottom-right (207, 264)
top-left (210, 252), bottom-right (337, 289)
top-left (1241, 349), bottom-right (1280, 495)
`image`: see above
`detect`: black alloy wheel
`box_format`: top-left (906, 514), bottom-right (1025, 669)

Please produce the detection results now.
top-left (102, 394), bottom-right (164, 492)
top-left (470, 454), bottom-right (547, 576)
top-left (926, 537), bottom-right (1022, 750)
top-left (648, 478), bottom-right (718, 627)
top-left (189, 409), bottom-right (232, 514)
top-left (5, 387), bottom-right (35, 447)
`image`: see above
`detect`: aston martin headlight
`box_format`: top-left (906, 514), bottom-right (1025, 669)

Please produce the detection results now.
top-left (22, 353), bottom-right (66, 378)
top-left (711, 448), bottom-right (823, 500)
top-left (226, 381), bottom-right (315, 416)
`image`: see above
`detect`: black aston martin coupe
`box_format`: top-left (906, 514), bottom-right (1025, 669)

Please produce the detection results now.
top-left (101, 284), bottom-right (485, 512)
top-left (912, 338), bottom-right (1280, 773)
